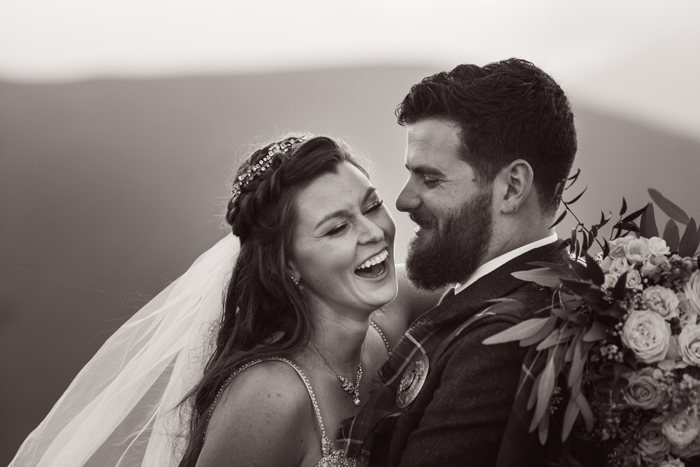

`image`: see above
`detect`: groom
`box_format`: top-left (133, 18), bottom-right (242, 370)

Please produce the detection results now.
top-left (343, 58), bottom-right (577, 466)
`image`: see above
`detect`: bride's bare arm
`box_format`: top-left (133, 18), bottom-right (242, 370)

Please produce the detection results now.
top-left (371, 264), bottom-right (445, 348)
top-left (196, 361), bottom-right (318, 467)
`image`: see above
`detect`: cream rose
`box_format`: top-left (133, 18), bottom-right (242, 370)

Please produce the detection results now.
top-left (663, 411), bottom-right (700, 450)
top-left (622, 368), bottom-right (665, 409)
top-left (626, 269), bottom-right (643, 290)
top-left (660, 457), bottom-right (686, 467)
top-left (609, 235), bottom-right (635, 258)
top-left (639, 422), bottom-right (671, 461)
top-left (648, 237), bottom-right (671, 257)
top-left (609, 257), bottom-right (635, 275)
top-left (621, 310), bottom-right (671, 363)
top-left (625, 238), bottom-right (652, 263)
top-left (685, 271), bottom-right (700, 314)
top-left (644, 285), bottom-right (680, 320)
top-left (678, 324), bottom-right (700, 366)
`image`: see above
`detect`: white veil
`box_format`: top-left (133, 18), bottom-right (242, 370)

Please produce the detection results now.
top-left (10, 234), bottom-right (239, 467)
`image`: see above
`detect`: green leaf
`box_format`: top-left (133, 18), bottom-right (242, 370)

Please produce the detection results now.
top-left (622, 203), bottom-right (651, 224)
top-left (640, 203), bottom-right (659, 239)
top-left (536, 327), bottom-right (577, 351)
top-left (564, 186), bottom-right (587, 205)
top-left (614, 221), bottom-right (640, 233)
top-left (648, 188), bottom-right (690, 225)
top-left (482, 316), bottom-right (549, 345)
top-left (527, 371), bottom-right (541, 411)
top-left (529, 261), bottom-right (576, 278)
top-left (562, 396), bottom-right (580, 442)
top-left (613, 272), bottom-right (628, 300)
top-left (568, 338), bottom-right (585, 388)
top-left (576, 392), bottom-right (594, 432)
top-left (531, 357), bottom-right (556, 432)
top-left (550, 210), bottom-right (567, 229)
top-left (538, 408), bottom-right (550, 445)
top-left (584, 253), bottom-right (605, 286)
top-left (619, 197), bottom-right (627, 216)
top-left (663, 220), bottom-right (680, 252)
top-left (565, 257), bottom-right (590, 281)
top-left (679, 218), bottom-right (700, 258)
top-left (583, 321), bottom-right (608, 342)
top-left (560, 278), bottom-right (592, 297)
top-left (512, 268), bottom-right (565, 288)
top-left (552, 307), bottom-right (587, 326)
top-left (564, 329), bottom-right (583, 363)
top-left (521, 316), bottom-right (559, 347)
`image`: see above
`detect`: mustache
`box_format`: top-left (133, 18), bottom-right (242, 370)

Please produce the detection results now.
top-left (409, 213), bottom-right (438, 229)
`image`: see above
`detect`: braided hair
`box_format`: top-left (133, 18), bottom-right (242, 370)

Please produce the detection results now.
top-left (177, 134), bottom-right (367, 466)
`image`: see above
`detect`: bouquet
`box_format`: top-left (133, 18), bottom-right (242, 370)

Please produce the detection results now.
top-left (485, 180), bottom-right (700, 467)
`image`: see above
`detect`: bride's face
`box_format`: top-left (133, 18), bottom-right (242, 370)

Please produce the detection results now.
top-left (288, 161), bottom-right (397, 320)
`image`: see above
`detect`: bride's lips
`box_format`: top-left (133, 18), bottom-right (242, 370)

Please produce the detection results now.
top-left (354, 248), bottom-right (390, 279)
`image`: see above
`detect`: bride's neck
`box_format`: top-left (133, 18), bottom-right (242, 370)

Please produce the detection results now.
top-left (307, 308), bottom-right (369, 373)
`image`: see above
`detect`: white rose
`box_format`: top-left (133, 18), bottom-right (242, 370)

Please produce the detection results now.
top-left (663, 411), bottom-right (700, 450)
top-left (644, 285), bottom-right (680, 320)
top-left (678, 324), bottom-right (700, 366)
top-left (685, 270), bottom-right (700, 314)
top-left (648, 237), bottom-right (671, 257)
top-left (609, 235), bottom-right (636, 258)
top-left (609, 257), bottom-right (634, 275)
top-left (603, 273), bottom-right (619, 291)
top-left (626, 269), bottom-right (643, 290)
top-left (625, 238), bottom-right (652, 263)
top-left (621, 310), bottom-right (671, 363)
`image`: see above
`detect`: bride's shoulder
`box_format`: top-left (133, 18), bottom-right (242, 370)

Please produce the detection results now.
top-left (200, 359), bottom-right (317, 465)
top-left (216, 359), bottom-right (312, 418)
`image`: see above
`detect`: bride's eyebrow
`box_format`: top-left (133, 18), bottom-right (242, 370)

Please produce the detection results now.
top-left (314, 187), bottom-right (377, 229)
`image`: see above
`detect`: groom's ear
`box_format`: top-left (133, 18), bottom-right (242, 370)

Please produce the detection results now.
top-left (495, 159), bottom-right (533, 215)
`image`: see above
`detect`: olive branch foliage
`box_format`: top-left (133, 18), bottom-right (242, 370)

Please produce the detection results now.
top-left (483, 169), bottom-right (700, 446)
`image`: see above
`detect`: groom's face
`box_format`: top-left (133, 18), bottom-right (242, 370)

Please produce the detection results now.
top-left (396, 118), bottom-right (494, 291)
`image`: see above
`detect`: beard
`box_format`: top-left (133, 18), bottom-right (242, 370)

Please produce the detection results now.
top-left (405, 190), bottom-right (493, 291)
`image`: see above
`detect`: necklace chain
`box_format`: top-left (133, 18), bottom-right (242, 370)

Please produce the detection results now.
top-left (310, 340), bottom-right (363, 406)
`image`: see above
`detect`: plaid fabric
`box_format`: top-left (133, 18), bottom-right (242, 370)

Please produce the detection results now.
top-left (341, 299), bottom-right (511, 458)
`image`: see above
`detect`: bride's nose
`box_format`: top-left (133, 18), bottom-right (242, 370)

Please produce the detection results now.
top-left (358, 217), bottom-right (384, 244)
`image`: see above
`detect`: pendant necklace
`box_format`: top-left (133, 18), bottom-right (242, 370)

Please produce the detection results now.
top-left (310, 340), bottom-right (363, 406)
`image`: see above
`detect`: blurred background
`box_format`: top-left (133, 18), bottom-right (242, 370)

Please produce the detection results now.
top-left (1, 0), bottom-right (699, 463)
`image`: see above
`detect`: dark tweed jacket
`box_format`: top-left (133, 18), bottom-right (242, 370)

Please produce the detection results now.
top-left (369, 241), bottom-right (568, 467)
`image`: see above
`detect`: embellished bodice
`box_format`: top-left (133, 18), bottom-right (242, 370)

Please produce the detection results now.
top-left (208, 357), bottom-right (369, 467)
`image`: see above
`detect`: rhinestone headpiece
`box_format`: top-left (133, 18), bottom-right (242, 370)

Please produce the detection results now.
top-left (231, 134), bottom-right (313, 202)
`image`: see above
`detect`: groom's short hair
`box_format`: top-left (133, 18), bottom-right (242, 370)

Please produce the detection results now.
top-left (396, 58), bottom-right (577, 215)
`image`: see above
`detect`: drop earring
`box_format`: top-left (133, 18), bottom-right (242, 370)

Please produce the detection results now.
top-left (291, 276), bottom-right (303, 289)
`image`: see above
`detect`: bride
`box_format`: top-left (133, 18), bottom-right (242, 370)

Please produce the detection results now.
top-left (11, 134), bottom-right (441, 467)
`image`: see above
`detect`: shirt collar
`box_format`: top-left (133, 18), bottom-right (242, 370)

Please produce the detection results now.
top-left (453, 232), bottom-right (558, 295)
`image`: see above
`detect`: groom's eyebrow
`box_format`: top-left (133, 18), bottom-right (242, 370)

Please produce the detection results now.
top-left (405, 164), bottom-right (444, 176)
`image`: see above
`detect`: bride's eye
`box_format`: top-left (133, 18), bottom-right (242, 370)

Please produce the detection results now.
top-left (327, 223), bottom-right (348, 236)
top-left (364, 199), bottom-right (384, 214)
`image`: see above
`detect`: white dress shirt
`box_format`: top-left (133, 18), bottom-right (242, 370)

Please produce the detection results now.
top-left (453, 233), bottom-right (559, 295)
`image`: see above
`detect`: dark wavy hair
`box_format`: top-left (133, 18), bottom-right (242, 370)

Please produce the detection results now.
top-left (177, 134), bottom-right (367, 466)
top-left (396, 58), bottom-right (577, 215)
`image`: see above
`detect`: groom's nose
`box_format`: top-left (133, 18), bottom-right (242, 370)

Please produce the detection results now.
top-left (396, 177), bottom-right (420, 213)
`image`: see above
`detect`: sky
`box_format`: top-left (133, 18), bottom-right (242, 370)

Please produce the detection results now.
top-left (1, 0), bottom-right (700, 139)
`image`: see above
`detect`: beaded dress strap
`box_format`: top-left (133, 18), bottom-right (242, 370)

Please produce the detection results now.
top-left (370, 319), bottom-right (391, 355)
top-left (203, 357), bottom-right (332, 456)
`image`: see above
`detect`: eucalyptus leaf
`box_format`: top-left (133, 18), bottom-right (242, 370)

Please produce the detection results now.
top-left (512, 268), bottom-right (565, 288)
top-left (562, 396), bottom-right (580, 442)
top-left (648, 188), bottom-right (690, 225)
top-left (619, 197), bottom-right (627, 216)
top-left (482, 316), bottom-right (549, 345)
top-left (550, 210), bottom-right (567, 229)
top-left (531, 357), bottom-right (556, 432)
top-left (583, 321), bottom-right (608, 342)
top-left (564, 186), bottom-right (587, 205)
top-left (560, 278), bottom-right (592, 297)
top-left (521, 316), bottom-right (558, 347)
top-left (536, 327), bottom-right (577, 351)
top-left (565, 257), bottom-right (590, 281)
top-left (621, 203), bottom-right (651, 223)
top-left (576, 392), bottom-right (594, 432)
top-left (538, 408), bottom-right (550, 445)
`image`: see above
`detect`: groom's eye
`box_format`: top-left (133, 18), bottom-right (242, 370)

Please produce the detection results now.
top-left (424, 179), bottom-right (441, 188)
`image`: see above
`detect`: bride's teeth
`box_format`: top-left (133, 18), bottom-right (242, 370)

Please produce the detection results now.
top-left (357, 250), bottom-right (388, 270)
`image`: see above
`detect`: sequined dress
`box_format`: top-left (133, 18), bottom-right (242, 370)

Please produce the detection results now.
top-left (209, 357), bottom-right (369, 467)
